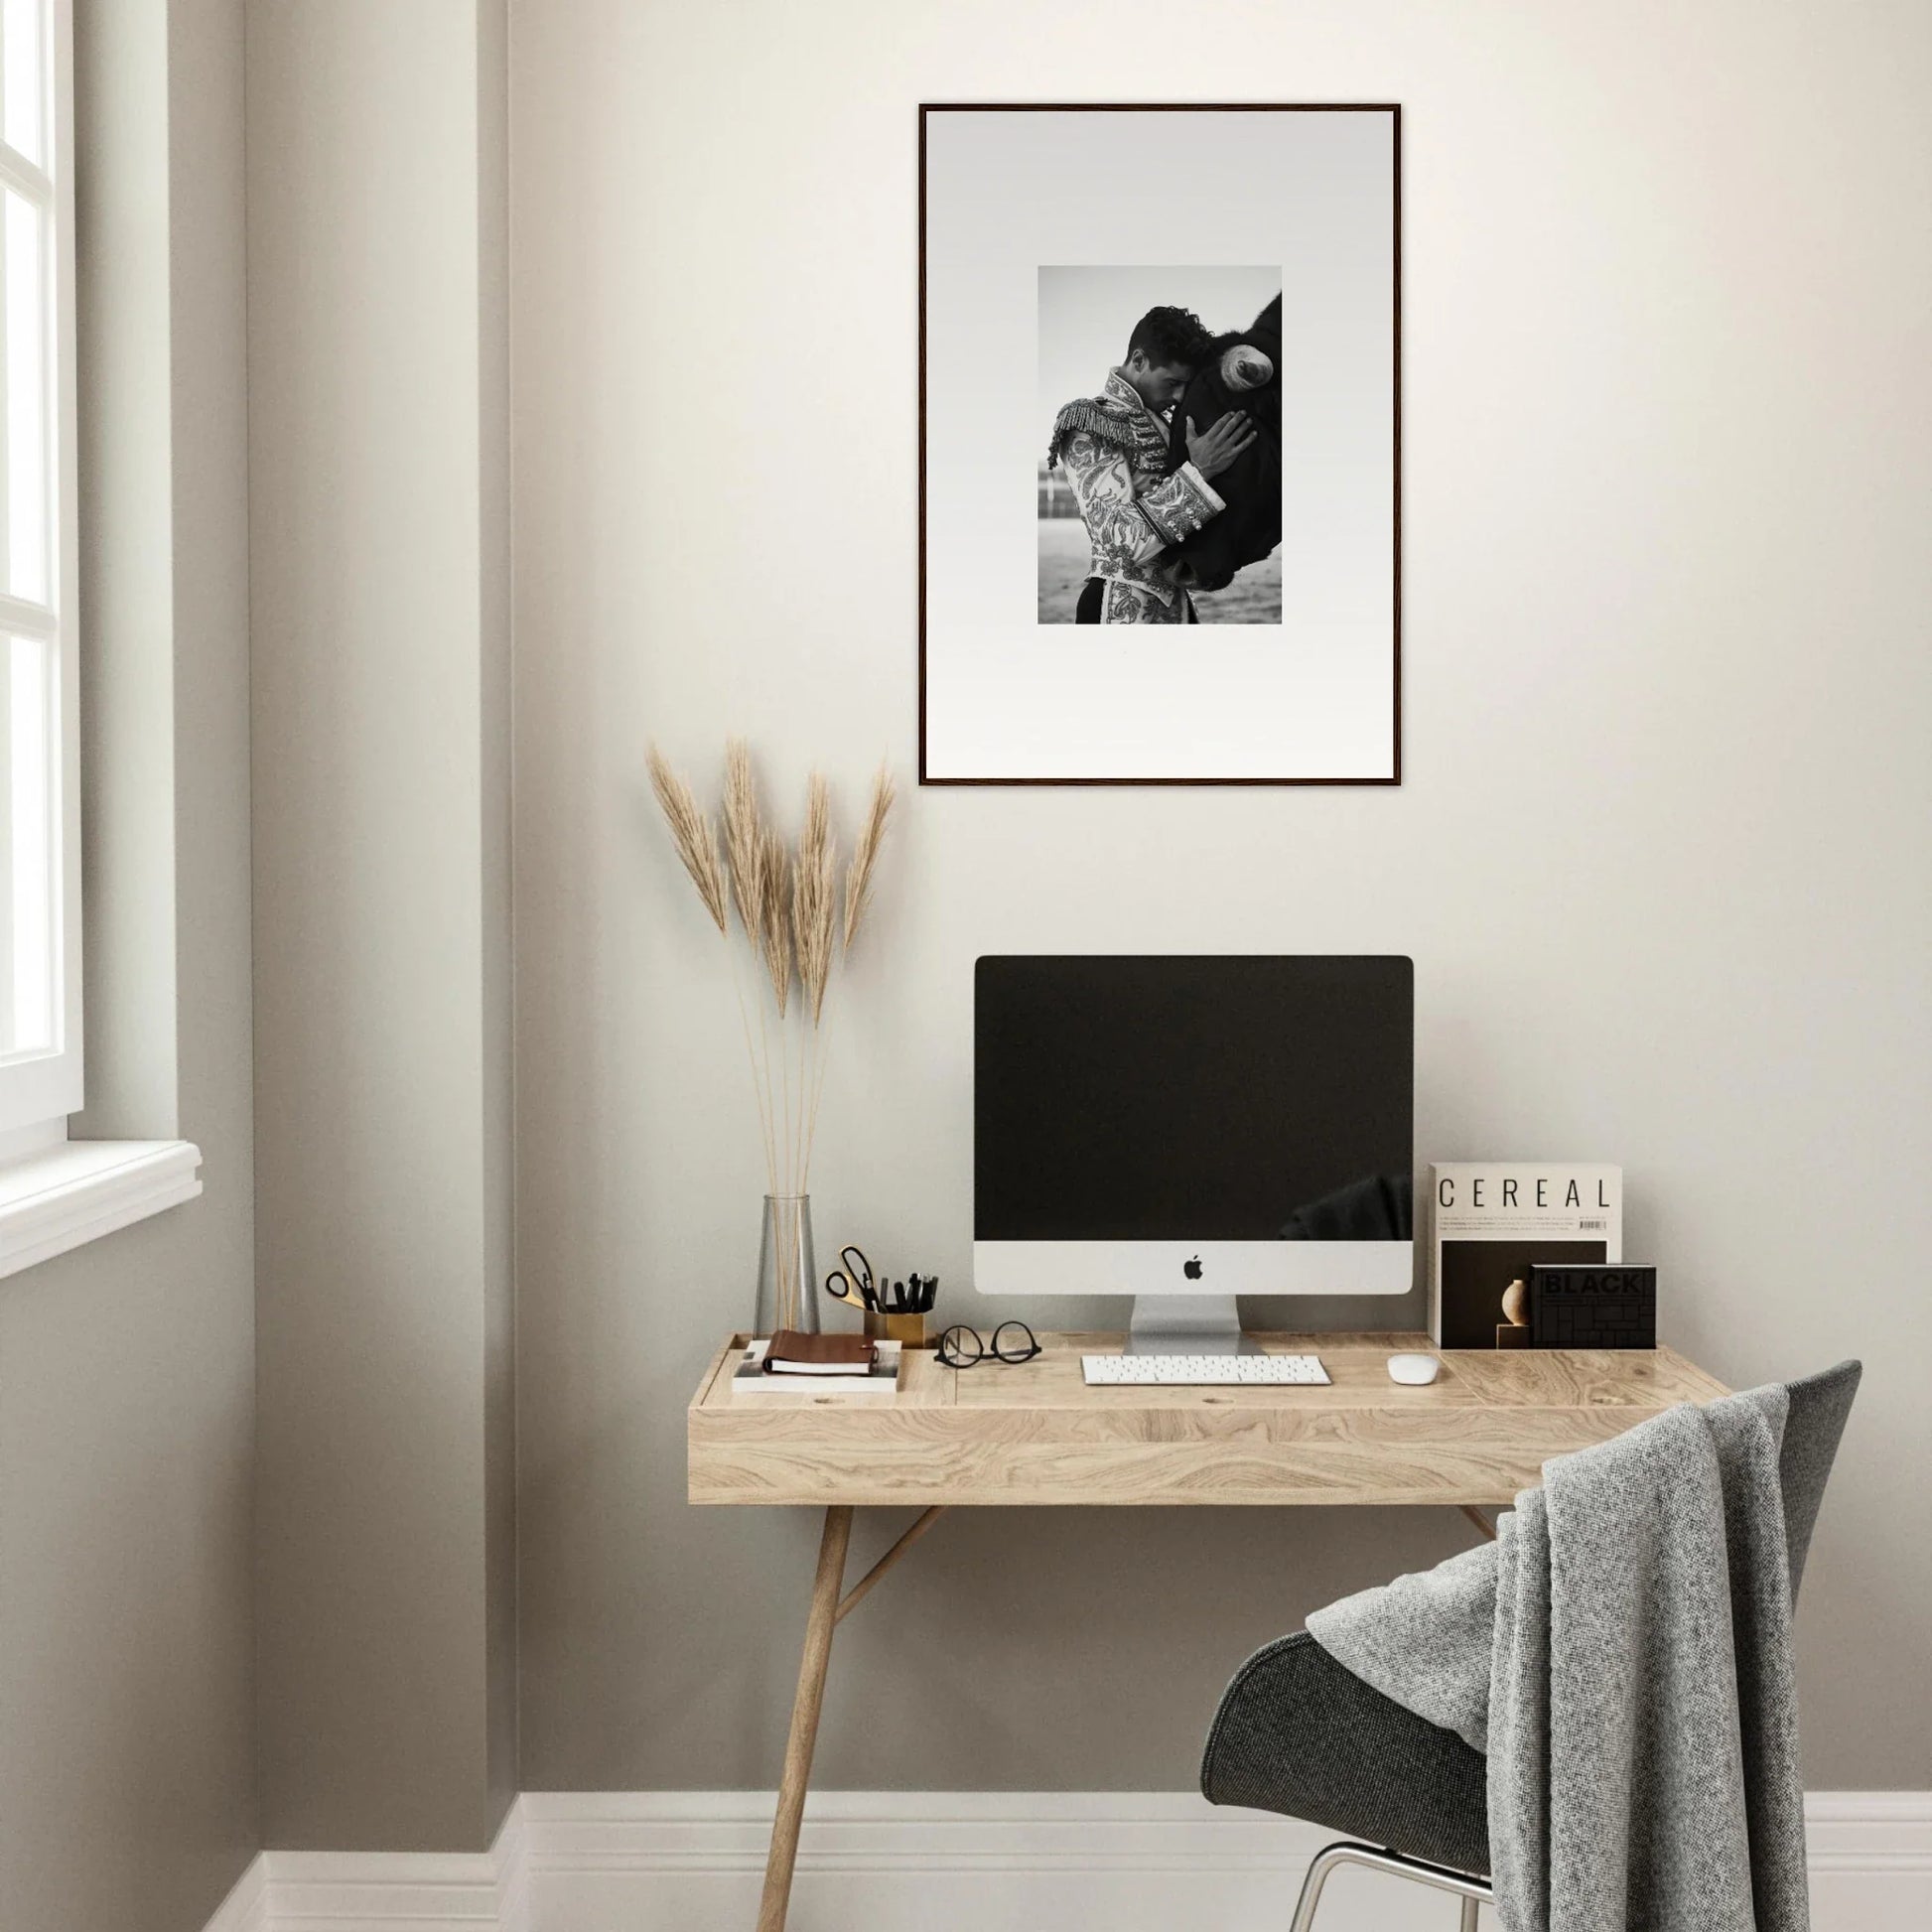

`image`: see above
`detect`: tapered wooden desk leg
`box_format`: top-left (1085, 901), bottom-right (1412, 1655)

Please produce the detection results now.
top-left (757, 1504), bottom-right (853, 1932)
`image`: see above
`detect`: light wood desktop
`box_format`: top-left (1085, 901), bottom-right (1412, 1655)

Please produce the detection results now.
top-left (688, 1330), bottom-right (1727, 1932)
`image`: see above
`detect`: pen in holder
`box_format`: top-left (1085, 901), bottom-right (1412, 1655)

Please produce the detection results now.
top-left (867, 1273), bottom-right (938, 1347)
top-left (826, 1250), bottom-right (939, 1346)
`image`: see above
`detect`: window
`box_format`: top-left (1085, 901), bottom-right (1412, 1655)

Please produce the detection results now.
top-left (0, 0), bottom-right (75, 1140)
top-left (0, 1), bottom-right (200, 1272)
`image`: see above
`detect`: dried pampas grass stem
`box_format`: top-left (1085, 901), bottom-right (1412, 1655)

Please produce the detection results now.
top-left (793, 774), bottom-right (836, 1026)
top-left (645, 740), bottom-right (897, 1204)
top-left (843, 763), bottom-right (896, 952)
top-left (649, 743), bottom-right (776, 1181)
top-left (757, 826), bottom-right (792, 1020)
top-left (722, 739), bottom-right (765, 942)
top-left (646, 748), bottom-right (727, 935)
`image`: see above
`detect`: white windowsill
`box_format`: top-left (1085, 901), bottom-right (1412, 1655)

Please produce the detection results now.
top-left (0, 1139), bottom-right (203, 1281)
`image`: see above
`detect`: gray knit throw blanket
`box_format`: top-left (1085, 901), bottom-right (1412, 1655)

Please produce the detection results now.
top-left (1308, 1388), bottom-right (1809, 1932)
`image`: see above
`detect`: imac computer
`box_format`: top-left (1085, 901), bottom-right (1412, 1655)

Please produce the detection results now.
top-left (974, 955), bottom-right (1414, 1354)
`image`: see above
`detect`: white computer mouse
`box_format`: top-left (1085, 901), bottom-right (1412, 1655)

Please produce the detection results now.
top-left (1387, 1352), bottom-right (1442, 1386)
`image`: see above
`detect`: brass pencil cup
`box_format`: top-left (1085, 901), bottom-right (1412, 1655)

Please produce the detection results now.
top-left (866, 1310), bottom-right (927, 1348)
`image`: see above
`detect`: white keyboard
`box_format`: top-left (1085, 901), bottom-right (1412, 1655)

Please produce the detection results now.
top-left (1081, 1352), bottom-right (1329, 1387)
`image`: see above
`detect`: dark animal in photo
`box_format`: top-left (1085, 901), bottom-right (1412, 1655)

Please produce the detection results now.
top-left (1163, 294), bottom-right (1283, 596)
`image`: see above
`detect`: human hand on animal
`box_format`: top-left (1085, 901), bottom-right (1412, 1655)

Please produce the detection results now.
top-left (1184, 409), bottom-right (1258, 482)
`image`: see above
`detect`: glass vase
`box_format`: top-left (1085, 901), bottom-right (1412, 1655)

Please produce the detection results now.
top-left (754, 1193), bottom-right (818, 1338)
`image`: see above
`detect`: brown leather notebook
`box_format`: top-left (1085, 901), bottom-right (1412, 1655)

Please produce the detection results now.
top-left (764, 1330), bottom-right (877, 1374)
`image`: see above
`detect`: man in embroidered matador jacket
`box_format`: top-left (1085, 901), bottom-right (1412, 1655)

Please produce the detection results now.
top-left (1046, 305), bottom-right (1258, 624)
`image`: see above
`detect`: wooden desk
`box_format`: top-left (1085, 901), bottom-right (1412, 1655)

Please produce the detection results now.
top-left (688, 1331), bottom-right (1726, 1930)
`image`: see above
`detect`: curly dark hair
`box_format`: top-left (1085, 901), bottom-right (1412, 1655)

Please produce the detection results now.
top-left (1125, 305), bottom-right (1213, 369)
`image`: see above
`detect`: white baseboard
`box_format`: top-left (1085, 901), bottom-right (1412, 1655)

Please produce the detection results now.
top-left (201, 1806), bottom-right (527, 1932)
top-left (202, 1789), bottom-right (1932, 1932)
top-left (201, 1853), bottom-right (268, 1932)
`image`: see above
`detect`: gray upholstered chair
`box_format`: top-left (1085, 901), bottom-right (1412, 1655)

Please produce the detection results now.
top-left (1199, 1361), bottom-right (1861, 1929)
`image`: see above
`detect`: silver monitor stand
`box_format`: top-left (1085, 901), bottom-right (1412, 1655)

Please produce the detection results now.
top-left (1125, 1293), bottom-right (1258, 1356)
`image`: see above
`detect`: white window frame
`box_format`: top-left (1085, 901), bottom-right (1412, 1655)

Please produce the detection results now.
top-left (0, 0), bottom-right (200, 1278)
top-left (0, 0), bottom-right (79, 1138)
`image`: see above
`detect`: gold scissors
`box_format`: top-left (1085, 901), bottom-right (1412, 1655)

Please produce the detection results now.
top-left (824, 1244), bottom-right (879, 1312)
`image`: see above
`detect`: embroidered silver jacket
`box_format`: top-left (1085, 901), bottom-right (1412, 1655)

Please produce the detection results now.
top-left (1047, 368), bottom-right (1226, 616)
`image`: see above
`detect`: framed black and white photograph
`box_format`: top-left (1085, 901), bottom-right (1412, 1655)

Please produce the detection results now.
top-left (919, 104), bottom-right (1400, 784)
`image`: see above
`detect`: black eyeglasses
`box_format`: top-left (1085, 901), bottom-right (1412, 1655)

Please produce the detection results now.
top-left (936, 1320), bottom-right (1040, 1368)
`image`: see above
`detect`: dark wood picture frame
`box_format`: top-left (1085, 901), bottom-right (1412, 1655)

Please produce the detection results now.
top-left (917, 102), bottom-right (1402, 787)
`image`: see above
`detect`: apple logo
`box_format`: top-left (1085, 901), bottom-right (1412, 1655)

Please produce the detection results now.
top-left (1183, 1255), bottom-right (1203, 1280)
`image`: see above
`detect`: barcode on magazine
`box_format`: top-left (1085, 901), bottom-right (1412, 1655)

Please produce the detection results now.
top-left (1579, 1218), bottom-right (1608, 1230)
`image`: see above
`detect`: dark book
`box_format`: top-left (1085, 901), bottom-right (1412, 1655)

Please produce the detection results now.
top-left (731, 1338), bottom-right (902, 1398)
top-left (764, 1330), bottom-right (876, 1375)
top-left (1530, 1264), bottom-right (1657, 1349)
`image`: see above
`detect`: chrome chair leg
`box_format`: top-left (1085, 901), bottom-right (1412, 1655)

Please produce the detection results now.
top-left (1288, 1841), bottom-right (1493, 1932)
top-left (1286, 1844), bottom-right (1350, 1932)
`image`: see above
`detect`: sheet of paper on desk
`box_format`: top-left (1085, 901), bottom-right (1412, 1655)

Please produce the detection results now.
top-left (732, 1338), bottom-right (903, 1397)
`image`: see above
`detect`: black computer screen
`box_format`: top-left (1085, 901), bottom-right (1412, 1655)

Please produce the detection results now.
top-left (974, 956), bottom-right (1414, 1241)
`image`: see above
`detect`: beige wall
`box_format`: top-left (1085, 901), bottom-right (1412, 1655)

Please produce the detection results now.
top-left (510, 0), bottom-right (1932, 1794)
top-left (478, 0), bottom-right (519, 1841)
top-left (0, 4), bottom-right (258, 1930)
top-left (250, 0), bottom-right (516, 1853)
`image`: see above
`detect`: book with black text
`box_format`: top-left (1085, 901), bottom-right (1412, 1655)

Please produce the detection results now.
top-left (1429, 1164), bottom-right (1622, 1349)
